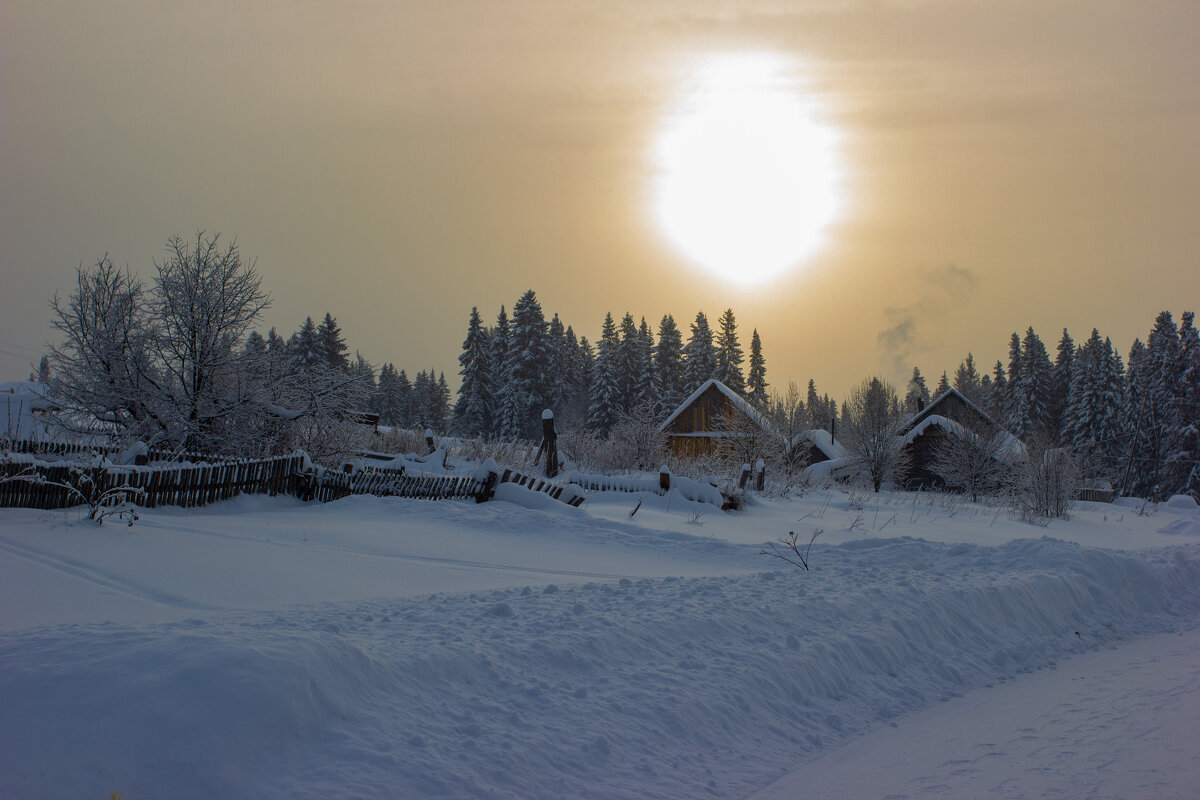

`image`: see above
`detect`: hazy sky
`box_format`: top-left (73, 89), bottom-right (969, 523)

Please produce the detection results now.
top-left (2, 0), bottom-right (1197, 397)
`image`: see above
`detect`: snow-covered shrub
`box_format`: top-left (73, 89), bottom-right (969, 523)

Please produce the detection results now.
top-left (1012, 437), bottom-right (1080, 523)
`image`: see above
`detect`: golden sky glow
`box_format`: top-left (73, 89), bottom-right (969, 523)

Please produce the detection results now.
top-left (1, 1), bottom-right (1197, 395)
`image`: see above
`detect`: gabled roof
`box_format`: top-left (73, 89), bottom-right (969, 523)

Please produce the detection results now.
top-left (658, 378), bottom-right (778, 437)
top-left (901, 412), bottom-right (1025, 458)
top-left (903, 388), bottom-right (1000, 435)
top-left (788, 428), bottom-right (848, 461)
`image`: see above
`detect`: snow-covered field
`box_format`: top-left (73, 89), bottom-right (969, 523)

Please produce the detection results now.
top-left (1, 485), bottom-right (1198, 799)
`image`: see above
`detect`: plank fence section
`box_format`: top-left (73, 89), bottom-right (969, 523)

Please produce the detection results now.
top-left (497, 468), bottom-right (586, 507)
top-left (1, 440), bottom-right (586, 511)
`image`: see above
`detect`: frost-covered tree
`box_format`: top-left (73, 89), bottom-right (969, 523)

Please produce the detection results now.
top-left (1051, 328), bottom-right (1075, 443)
top-left (150, 232), bottom-right (270, 452)
top-left (930, 428), bottom-right (1015, 502)
top-left (1013, 327), bottom-right (1053, 441)
top-left (747, 329), bottom-right (768, 406)
top-left (1171, 312), bottom-right (1200, 500)
top-left (614, 312), bottom-right (640, 412)
top-left (631, 317), bottom-right (656, 411)
top-left (905, 367), bottom-right (931, 413)
top-left (47, 256), bottom-right (160, 442)
top-left (843, 377), bottom-right (910, 492)
top-left (496, 290), bottom-right (550, 439)
top-left (588, 312), bottom-right (622, 437)
top-left (714, 308), bottom-right (745, 394)
top-left (375, 363), bottom-right (402, 426)
top-left (452, 306), bottom-right (492, 436)
top-left (288, 317), bottom-right (321, 374)
top-left (1003, 332), bottom-right (1023, 431)
top-left (652, 314), bottom-right (685, 418)
top-left (1062, 329), bottom-right (1124, 484)
top-left (683, 311), bottom-right (716, 392)
top-left (488, 306), bottom-right (510, 435)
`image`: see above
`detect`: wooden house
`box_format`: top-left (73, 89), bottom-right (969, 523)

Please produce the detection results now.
top-left (659, 379), bottom-right (779, 459)
top-left (898, 388), bottom-right (1021, 488)
top-left (786, 428), bottom-right (848, 471)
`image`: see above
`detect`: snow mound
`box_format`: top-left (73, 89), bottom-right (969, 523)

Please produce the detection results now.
top-left (2, 537), bottom-right (1197, 799)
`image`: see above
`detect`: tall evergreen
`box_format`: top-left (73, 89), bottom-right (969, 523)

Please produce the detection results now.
top-left (952, 353), bottom-right (982, 406)
top-left (452, 306), bottom-right (492, 436)
top-left (545, 313), bottom-right (571, 413)
top-left (1016, 327), bottom-right (1054, 440)
top-left (1003, 331), bottom-right (1023, 431)
top-left (1062, 329), bottom-right (1124, 483)
top-left (905, 367), bottom-right (930, 413)
top-left (317, 312), bottom-right (348, 371)
top-left (497, 289), bottom-right (550, 439)
top-left (714, 308), bottom-right (745, 393)
top-left (1171, 312), bottom-right (1200, 499)
top-left (746, 329), bottom-right (768, 406)
top-left (653, 314), bottom-right (685, 417)
top-left (631, 317), bottom-right (655, 410)
top-left (615, 312), bottom-right (640, 412)
top-left (1051, 328), bottom-right (1075, 443)
top-left (588, 312), bottom-right (622, 437)
top-left (376, 363), bottom-right (402, 426)
top-left (935, 371), bottom-right (950, 396)
top-left (683, 311), bottom-right (716, 392)
top-left (488, 306), bottom-right (510, 435)
top-left (988, 360), bottom-right (1007, 421)
top-left (288, 317), bottom-right (321, 373)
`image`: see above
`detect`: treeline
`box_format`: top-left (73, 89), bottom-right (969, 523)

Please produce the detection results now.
top-left (449, 289), bottom-right (770, 440)
top-left (905, 313), bottom-right (1199, 499)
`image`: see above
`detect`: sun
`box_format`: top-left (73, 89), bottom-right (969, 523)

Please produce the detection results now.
top-left (652, 54), bottom-right (842, 285)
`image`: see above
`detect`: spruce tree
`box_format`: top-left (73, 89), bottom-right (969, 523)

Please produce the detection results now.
top-left (935, 371), bottom-right (951, 396)
top-left (952, 353), bottom-right (982, 406)
top-left (396, 368), bottom-right (414, 428)
top-left (988, 360), bottom-right (1007, 421)
top-left (588, 312), bottom-right (622, 437)
top-left (653, 314), bottom-right (685, 417)
top-left (714, 308), bottom-right (745, 393)
top-left (614, 312), bottom-right (640, 412)
top-left (746, 329), bottom-right (768, 406)
top-left (683, 311), bottom-right (716, 392)
top-left (1017, 327), bottom-right (1054, 440)
top-left (1003, 331), bottom-right (1023, 431)
top-left (317, 312), bottom-right (349, 371)
top-left (488, 306), bottom-right (510, 436)
top-left (632, 317), bottom-right (655, 410)
top-left (1171, 311), bottom-right (1200, 499)
top-left (1051, 328), bottom-right (1075, 442)
top-left (497, 290), bottom-right (550, 439)
top-left (289, 317), bottom-right (321, 373)
top-left (453, 306), bottom-right (492, 436)
top-left (905, 367), bottom-right (930, 413)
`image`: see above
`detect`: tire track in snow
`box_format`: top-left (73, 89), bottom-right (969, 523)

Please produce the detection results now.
top-left (0, 537), bottom-right (226, 612)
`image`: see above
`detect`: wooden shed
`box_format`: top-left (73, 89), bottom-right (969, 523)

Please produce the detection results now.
top-left (659, 379), bottom-right (779, 459)
top-left (898, 388), bottom-right (1021, 489)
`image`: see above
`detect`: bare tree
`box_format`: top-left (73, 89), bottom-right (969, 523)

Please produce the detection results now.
top-left (929, 427), bottom-right (1017, 502)
top-left (151, 232), bottom-right (270, 452)
top-left (768, 381), bottom-right (814, 493)
top-left (605, 401), bottom-right (668, 472)
top-left (47, 257), bottom-right (164, 443)
top-left (1013, 434), bottom-right (1079, 523)
top-left (842, 377), bottom-right (910, 492)
top-left (709, 403), bottom-right (783, 483)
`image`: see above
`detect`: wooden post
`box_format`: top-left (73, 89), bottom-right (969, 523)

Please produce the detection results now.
top-left (754, 458), bottom-right (766, 492)
top-left (659, 465), bottom-right (670, 494)
top-left (738, 462), bottom-right (751, 490)
top-left (537, 409), bottom-right (558, 478)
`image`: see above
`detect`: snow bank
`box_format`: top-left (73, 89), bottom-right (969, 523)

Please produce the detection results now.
top-left (2, 536), bottom-right (1197, 799)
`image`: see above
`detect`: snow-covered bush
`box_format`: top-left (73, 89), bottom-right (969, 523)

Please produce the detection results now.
top-left (1012, 437), bottom-right (1080, 523)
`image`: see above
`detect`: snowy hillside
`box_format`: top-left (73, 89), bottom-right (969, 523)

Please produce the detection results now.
top-left (1, 488), bottom-right (1198, 798)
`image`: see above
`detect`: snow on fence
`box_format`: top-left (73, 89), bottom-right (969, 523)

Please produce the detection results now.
top-left (497, 468), bottom-right (586, 507)
top-left (563, 469), bottom-right (726, 508)
top-left (1, 437), bottom-right (238, 464)
top-left (305, 468), bottom-right (487, 504)
top-left (0, 452), bottom-right (492, 511)
top-left (0, 453), bottom-right (307, 511)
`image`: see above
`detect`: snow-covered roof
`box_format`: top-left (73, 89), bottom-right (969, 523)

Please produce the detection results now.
top-left (658, 379), bottom-right (779, 439)
top-left (904, 388), bottom-right (1000, 435)
top-left (788, 428), bottom-right (847, 461)
top-left (901, 413), bottom-right (1024, 458)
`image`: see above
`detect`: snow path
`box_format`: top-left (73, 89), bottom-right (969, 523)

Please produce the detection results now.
top-left (751, 626), bottom-right (1200, 800)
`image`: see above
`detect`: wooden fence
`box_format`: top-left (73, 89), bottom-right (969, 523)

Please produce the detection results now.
top-left (0, 454), bottom-right (306, 511)
top-left (0, 438), bottom-right (590, 511)
top-left (1, 438), bottom-right (236, 464)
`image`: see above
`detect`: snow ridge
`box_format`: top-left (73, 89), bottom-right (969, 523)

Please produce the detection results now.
top-left (2, 537), bottom-right (1197, 799)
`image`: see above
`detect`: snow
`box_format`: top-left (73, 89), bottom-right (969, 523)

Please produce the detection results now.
top-left (1, 485), bottom-right (1198, 798)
